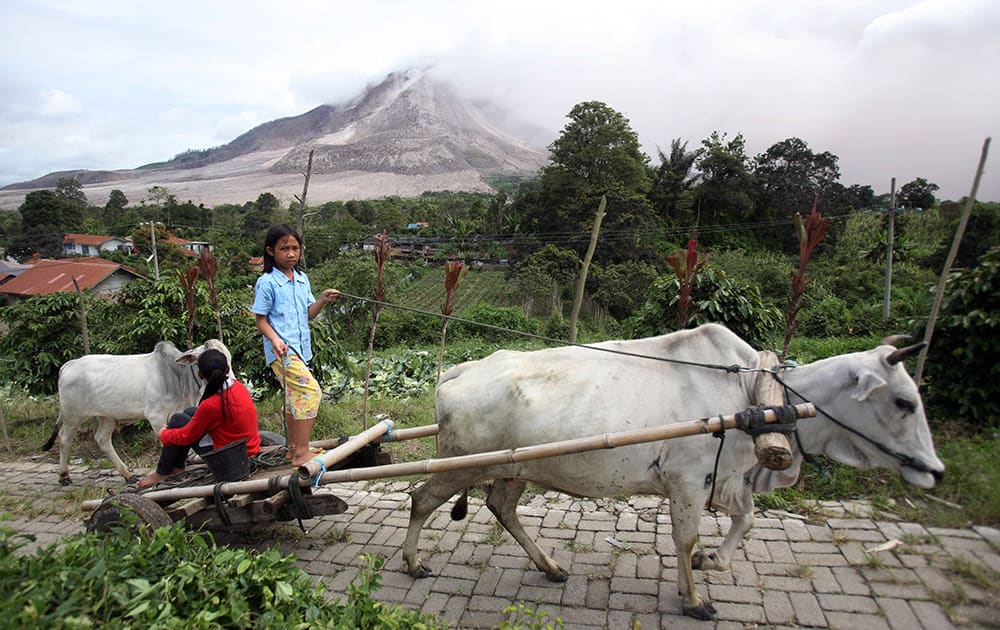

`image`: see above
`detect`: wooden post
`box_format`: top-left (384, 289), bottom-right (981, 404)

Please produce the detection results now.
top-left (915, 137), bottom-right (991, 386)
top-left (752, 351), bottom-right (793, 470)
top-left (71, 276), bottom-right (90, 355)
top-left (569, 195), bottom-right (606, 344)
top-left (0, 403), bottom-right (12, 455)
top-left (295, 149), bottom-right (314, 267)
top-left (882, 178), bottom-right (896, 319)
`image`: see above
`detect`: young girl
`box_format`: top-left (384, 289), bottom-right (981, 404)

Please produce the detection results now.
top-left (251, 224), bottom-right (340, 467)
top-left (137, 349), bottom-right (260, 488)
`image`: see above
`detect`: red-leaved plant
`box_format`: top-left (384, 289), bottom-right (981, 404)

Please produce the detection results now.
top-left (782, 194), bottom-right (829, 360)
top-left (178, 266), bottom-right (200, 348)
top-left (362, 230), bottom-right (390, 427)
top-left (197, 250), bottom-right (222, 343)
top-left (438, 260), bottom-right (466, 382)
top-left (666, 238), bottom-right (705, 330)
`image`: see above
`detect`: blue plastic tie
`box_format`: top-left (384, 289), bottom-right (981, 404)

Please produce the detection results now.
top-left (382, 419), bottom-right (394, 442)
top-left (308, 457), bottom-right (327, 488)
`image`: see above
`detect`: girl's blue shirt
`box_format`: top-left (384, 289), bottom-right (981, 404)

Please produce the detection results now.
top-left (251, 268), bottom-right (316, 364)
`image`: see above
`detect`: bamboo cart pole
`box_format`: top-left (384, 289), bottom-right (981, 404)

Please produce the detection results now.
top-left (84, 403), bottom-right (813, 511)
top-left (309, 424), bottom-right (439, 451)
top-left (298, 419), bottom-right (394, 479)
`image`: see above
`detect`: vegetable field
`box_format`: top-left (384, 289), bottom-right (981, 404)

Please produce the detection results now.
top-left (398, 268), bottom-right (512, 316)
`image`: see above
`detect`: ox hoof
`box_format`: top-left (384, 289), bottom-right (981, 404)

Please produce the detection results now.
top-left (683, 601), bottom-right (717, 621)
top-left (545, 568), bottom-right (569, 583)
top-left (58, 476), bottom-right (72, 486)
top-left (409, 564), bottom-right (434, 579)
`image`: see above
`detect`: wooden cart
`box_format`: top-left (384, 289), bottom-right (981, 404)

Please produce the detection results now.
top-left (81, 403), bottom-right (813, 533)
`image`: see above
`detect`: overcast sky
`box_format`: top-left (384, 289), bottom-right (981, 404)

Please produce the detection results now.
top-left (1, 0), bottom-right (997, 201)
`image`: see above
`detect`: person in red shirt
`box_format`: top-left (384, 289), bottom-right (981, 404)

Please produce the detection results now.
top-left (137, 349), bottom-right (260, 488)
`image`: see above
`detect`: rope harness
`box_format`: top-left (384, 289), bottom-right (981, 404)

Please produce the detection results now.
top-left (706, 403), bottom-right (801, 512)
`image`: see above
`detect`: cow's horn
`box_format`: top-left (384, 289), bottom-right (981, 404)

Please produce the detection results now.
top-left (880, 334), bottom-right (912, 347)
top-left (886, 342), bottom-right (927, 365)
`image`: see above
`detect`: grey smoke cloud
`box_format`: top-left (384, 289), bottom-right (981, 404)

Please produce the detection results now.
top-left (0, 0), bottom-right (996, 200)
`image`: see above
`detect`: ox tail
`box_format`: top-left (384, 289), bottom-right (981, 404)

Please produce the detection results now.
top-left (450, 489), bottom-right (469, 521)
top-left (42, 419), bottom-right (61, 452)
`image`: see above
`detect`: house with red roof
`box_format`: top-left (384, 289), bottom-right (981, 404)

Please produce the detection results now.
top-left (0, 258), bottom-right (145, 305)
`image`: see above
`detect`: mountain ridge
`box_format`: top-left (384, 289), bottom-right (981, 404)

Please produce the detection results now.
top-left (0, 69), bottom-right (548, 209)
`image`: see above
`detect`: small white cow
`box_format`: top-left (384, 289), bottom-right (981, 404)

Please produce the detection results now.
top-left (43, 339), bottom-right (232, 485)
top-left (403, 324), bottom-right (944, 620)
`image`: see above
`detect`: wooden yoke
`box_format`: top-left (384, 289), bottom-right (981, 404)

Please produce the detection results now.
top-left (753, 351), bottom-right (793, 470)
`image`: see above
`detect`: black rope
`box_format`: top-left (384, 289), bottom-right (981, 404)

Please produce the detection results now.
top-left (733, 405), bottom-right (799, 437)
top-left (706, 419), bottom-right (726, 513)
top-left (336, 291), bottom-right (757, 375)
top-left (287, 473), bottom-right (312, 531)
top-left (213, 483), bottom-right (232, 526)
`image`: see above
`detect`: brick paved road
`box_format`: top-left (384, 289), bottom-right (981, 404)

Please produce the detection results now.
top-left (1, 460), bottom-right (998, 628)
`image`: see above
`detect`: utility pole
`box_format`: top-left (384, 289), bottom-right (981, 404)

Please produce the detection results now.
top-left (150, 221), bottom-right (160, 281)
top-left (882, 178), bottom-right (896, 319)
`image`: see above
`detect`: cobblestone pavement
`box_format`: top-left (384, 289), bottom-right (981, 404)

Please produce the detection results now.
top-left (2, 460), bottom-right (998, 629)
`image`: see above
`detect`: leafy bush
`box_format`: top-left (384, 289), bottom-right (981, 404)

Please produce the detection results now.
top-left (450, 304), bottom-right (538, 343)
top-left (916, 246), bottom-right (1000, 428)
top-left (630, 267), bottom-right (782, 348)
top-left (798, 295), bottom-right (851, 337)
top-left (0, 523), bottom-right (443, 628)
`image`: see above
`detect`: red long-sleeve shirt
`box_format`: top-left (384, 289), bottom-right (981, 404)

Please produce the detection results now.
top-left (160, 380), bottom-right (261, 456)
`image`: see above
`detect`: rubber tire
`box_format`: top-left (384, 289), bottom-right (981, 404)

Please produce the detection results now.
top-left (85, 493), bottom-right (173, 534)
top-left (259, 430), bottom-right (286, 447)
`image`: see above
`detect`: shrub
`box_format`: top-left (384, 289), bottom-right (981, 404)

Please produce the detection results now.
top-left (630, 267), bottom-right (782, 348)
top-left (798, 295), bottom-right (851, 337)
top-left (450, 304), bottom-right (538, 343)
top-left (915, 246), bottom-right (1000, 428)
top-left (0, 523), bottom-right (443, 628)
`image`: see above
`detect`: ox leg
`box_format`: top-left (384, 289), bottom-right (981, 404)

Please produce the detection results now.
top-left (404, 473), bottom-right (476, 578)
top-left (94, 417), bottom-right (136, 483)
top-left (670, 493), bottom-right (717, 620)
top-left (56, 416), bottom-right (81, 485)
top-left (486, 479), bottom-right (567, 582)
top-left (692, 512), bottom-right (753, 571)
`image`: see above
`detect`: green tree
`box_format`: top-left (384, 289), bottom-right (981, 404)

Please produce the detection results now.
top-left (897, 177), bottom-right (939, 210)
top-left (753, 137), bottom-right (841, 221)
top-left (650, 138), bottom-right (702, 224)
top-left (55, 177), bottom-right (88, 206)
top-left (692, 131), bottom-right (756, 226)
top-left (527, 101), bottom-right (656, 263)
top-left (103, 189), bottom-right (129, 231)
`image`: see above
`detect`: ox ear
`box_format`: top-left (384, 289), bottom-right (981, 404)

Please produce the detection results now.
top-left (852, 370), bottom-right (887, 402)
top-left (176, 344), bottom-right (205, 365)
top-left (886, 342), bottom-right (927, 366)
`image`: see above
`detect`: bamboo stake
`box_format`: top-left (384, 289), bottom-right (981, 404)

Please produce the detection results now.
top-left (82, 404), bottom-right (814, 511)
top-left (915, 137), bottom-right (991, 386)
top-left (298, 419), bottom-right (393, 479)
top-left (309, 423), bottom-right (439, 450)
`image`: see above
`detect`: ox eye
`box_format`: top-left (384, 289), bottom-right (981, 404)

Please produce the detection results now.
top-left (895, 398), bottom-right (916, 414)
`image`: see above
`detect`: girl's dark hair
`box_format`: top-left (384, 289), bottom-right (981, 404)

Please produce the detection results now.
top-left (197, 350), bottom-right (231, 426)
top-left (262, 224), bottom-right (302, 273)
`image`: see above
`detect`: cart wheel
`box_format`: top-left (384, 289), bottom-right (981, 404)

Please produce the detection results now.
top-left (85, 493), bottom-right (173, 534)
